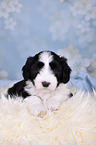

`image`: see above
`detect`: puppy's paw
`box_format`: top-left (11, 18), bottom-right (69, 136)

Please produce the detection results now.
top-left (30, 104), bottom-right (46, 117)
top-left (38, 110), bottom-right (47, 118)
top-left (46, 99), bottom-right (60, 111)
top-left (24, 96), bottom-right (46, 117)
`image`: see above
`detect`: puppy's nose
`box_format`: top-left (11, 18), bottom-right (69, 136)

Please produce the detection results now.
top-left (42, 81), bottom-right (50, 87)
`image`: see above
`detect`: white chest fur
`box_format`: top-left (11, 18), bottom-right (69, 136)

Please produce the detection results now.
top-left (24, 80), bottom-right (70, 117)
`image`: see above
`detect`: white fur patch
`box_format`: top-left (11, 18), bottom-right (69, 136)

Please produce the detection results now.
top-left (24, 80), bottom-right (70, 115)
top-left (34, 51), bottom-right (58, 91)
top-left (39, 51), bottom-right (53, 64)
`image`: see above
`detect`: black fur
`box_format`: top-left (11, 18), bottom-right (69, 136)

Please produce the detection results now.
top-left (8, 51), bottom-right (72, 99)
top-left (22, 52), bottom-right (44, 82)
top-left (50, 51), bottom-right (71, 85)
top-left (8, 80), bottom-right (30, 99)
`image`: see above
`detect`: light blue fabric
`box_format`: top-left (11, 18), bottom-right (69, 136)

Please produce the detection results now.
top-left (69, 72), bottom-right (96, 92)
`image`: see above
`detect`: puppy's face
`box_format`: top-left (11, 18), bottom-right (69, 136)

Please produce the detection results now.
top-left (22, 51), bottom-right (71, 91)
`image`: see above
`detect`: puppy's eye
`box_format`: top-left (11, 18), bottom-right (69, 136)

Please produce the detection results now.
top-left (37, 61), bottom-right (44, 68)
top-left (50, 62), bottom-right (58, 69)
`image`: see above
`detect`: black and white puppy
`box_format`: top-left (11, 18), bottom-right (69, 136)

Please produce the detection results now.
top-left (8, 51), bottom-right (72, 116)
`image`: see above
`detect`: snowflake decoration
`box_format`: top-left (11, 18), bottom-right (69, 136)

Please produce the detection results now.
top-left (0, 2), bottom-right (10, 18)
top-left (57, 46), bottom-right (91, 77)
top-left (57, 45), bottom-right (79, 60)
top-left (85, 4), bottom-right (96, 21)
top-left (69, 55), bottom-right (90, 77)
top-left (77, 28), bottom-right (95, 47)
top-left (0, 0), bottom-right (22, 30)
top-left (77, 21), bottom-right (90, 33)
top-left (5, 18), bottom-right (17, 30)
top-left (70, 2), bottom-right (85, 16)
top-left (9, 1), bottom-right (22, 13)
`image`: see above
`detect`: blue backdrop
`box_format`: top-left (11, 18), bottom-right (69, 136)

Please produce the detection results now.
top-left (0, 0), bottom-right (96, 91)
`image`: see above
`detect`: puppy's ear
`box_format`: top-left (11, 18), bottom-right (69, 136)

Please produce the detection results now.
top-left (60, 57), bottom-right (71, 84)
top-left (22, 57), bottom-right (33, 81)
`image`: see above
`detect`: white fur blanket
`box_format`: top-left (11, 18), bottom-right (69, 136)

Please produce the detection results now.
top-left (0, 86), bottom-right (96, 145)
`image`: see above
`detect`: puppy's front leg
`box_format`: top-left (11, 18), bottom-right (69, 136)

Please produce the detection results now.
top-left (46, 96), bottom-right (61, 111)
top-left (46, 84), bottom-right (70, 111)
top-left (46, 94), bottom-right (68, 111)
top-left (24, 96), bottom-right (46, 117)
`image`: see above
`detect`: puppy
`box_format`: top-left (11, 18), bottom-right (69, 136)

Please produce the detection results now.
top-left (8, 51), bottom-right (72, 117)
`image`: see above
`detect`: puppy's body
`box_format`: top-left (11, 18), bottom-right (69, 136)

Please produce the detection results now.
top-left (8, 51), bottom-right (72, 116)
top-left (8, 80), bottom-right (29, 98)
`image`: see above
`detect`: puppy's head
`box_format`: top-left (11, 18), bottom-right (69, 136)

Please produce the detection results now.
top-left (22, 51), bottom-right (71, 91)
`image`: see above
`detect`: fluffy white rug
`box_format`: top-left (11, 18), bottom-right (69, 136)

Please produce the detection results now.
top-left (0, 86), bottom-right (96, 145)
